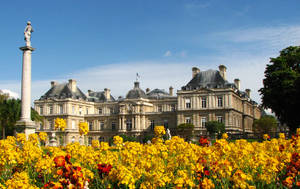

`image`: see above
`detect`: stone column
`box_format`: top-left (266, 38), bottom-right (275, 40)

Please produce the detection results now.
top-left (16, 46), bottom-right (36, 137)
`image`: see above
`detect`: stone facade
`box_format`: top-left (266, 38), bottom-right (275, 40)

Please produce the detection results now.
top-left (34, 65), bottom-right (261, 145)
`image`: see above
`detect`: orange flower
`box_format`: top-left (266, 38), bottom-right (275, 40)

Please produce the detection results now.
top-left (51, 182), bottom-right (63, 189)
top-left (54, 156), bottom-right (65, 167)
top-left (57, 169), bottom-right (63, 176)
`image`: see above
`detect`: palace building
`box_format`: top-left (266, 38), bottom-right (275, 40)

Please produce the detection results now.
top-left (34, 65), bottom-right (261, 145)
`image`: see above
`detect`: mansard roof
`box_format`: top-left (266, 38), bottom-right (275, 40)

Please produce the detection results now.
top-left (126, 82), bottom-right (147, 99)
top-left (182, 69), bottom-right (234, 90)
top-left (40, 83), bottom-right (87, 100)
top-left (87, 91), bottom-right (115, 102)
top-left (147, 89), bottom-right (171, 99)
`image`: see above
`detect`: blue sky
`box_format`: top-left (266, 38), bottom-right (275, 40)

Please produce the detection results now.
top-left (1, 0), bottom-right (300, 103)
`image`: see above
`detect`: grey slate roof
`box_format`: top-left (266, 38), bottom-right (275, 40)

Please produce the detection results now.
top-left (182, 69), bottom-right (235, 90)
top-left (40, 83), bottom-right (87, 100)
top-left (147, 89), bottom-right (171, 99)
top-left (88, 91), bottom-right (115, 102)
top-left (126, 82), bottom-right (147, 99)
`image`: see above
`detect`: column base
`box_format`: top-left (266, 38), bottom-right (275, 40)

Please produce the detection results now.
top-left (15, 120), bottom-right (36, 137)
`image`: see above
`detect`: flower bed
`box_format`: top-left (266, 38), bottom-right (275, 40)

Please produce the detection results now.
top-left (0, 129), bottom-right (299, 188)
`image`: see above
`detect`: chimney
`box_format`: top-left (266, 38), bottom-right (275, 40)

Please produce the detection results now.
top-left (146, 88), bottom-right (150, 93)
top-left (234, 78), bottom-right (240, 90)
top-left (104, 88), bottom-right (111, 100)
top-left (87, 90), bottom-right (93, 95)
top-left (68, 79), bottom-right (77, 92)
top-left (169, 86), bottom-right (174, 96)
top-left (245, 89), bottom-right (251, 98)
top-left (134, 81), bottom-right (140, 88)
top-left (51, 81), bottom-right (57, 88)
top-left (192, 67), bottom-right (200, 78)
top-left (219, 65), bottom-right (227, 80)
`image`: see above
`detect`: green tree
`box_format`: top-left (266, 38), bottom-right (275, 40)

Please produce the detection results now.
top-left (259, 46), bottom-right (300, 133)
top-left (253, 115), bottom-right (278, 136)
top-left (0, 97), bottom-right (42, 139)
top-left (176, 123), bottom-right (194, 141)
top-left (205, 121), bottom-right (225, 138)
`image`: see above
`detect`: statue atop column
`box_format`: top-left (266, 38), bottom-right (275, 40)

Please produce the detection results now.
top-left (24, 21), bottom-right (34, 46)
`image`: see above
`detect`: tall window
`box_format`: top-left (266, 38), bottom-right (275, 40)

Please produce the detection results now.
top-left (111, 122), bottom-right (116, 131)
top-left (79, 107), bottom-right (82, 115)
top-left (40, 123), bottom-right (44, 131)
top-left (158, 105), bottom-right (162, 112)
top-left (89, 121), bottom-right (93, 131)
top-left (72, 106), bottom-right (75, 114)
top-left (98, 108), bottom-right (102, 114)
top-left (40, 106), bottom-right (43, 115)
top-left (201, 117), bottom-right (206, 128)
top-left (88, 137), bottom-right (93, 146)
top-left (185, 98), bottom-right (191, 109)
top-left (110, 108), bottom-right (114, 114)
top-left (100, 122), bottom-right (104, 130)
top-left (201, 97), bottom-right (207, 108)
top-left (171, 104), bottom-right (175, 111)
top-left (126, 120), bottom-right (132, 131)
top-left (217, 96), bottom-right (223, 107)
top-left (217, 116), bottom-right (223, 123)
top-left (49, 120), bottom-right (53, 130)
top-left (186, 117), bottom-right (191, 124)
top-left (49, 105), bottom-right (53, 114)
top-left (72, 120), bottom-right (76, 129)
top-left (150, 120), bottom-right (155, 130)
top-left (86, 107), bottom-right (89, 115)
top-left (59, 105), bottom-right (63, 114)
top-left (164, 120), bottom-right (168, 129)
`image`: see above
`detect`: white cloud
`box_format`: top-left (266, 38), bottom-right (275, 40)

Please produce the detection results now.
top-left (0, 54), bottom-right (267, 105)
top-left (0, 89), bottom-right (19, 99)
top-left (163, 50), bottom-right (172, 57)
top-left (215, 25), bottom-right (300, 50)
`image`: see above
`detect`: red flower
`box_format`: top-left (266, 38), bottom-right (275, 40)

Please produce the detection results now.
top-left (199, 136), bottom-right (209, 147)
top-left (54, 156), bottom-right (66, 167)
top-left (97, 163), bottom-right (112, 176)
top-left (65, 154), bottom-right (72, 164)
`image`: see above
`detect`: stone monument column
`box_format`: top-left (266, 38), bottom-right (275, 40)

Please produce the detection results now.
top-left (15, 21), bottom-right (36, 137)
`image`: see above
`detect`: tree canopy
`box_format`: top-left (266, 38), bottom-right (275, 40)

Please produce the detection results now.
top-left (0, 94), bottom-right (42, 139)
top-left (259, 46), bottom-right (300, 133)
top-left (253, 115), bottom-right (278, 135)
top-left (205, 121), bottom-right (225, 138)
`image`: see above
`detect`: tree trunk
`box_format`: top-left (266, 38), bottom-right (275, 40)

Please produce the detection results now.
top-left (2, 125), bottom-right (5, 139)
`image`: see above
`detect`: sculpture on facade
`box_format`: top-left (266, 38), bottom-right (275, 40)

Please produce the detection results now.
top-left (24, 21), bottom-right (34, 46)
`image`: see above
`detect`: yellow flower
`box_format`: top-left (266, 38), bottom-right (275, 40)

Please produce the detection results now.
top-left (263, 134), bottom-right (270, 140)
top-left (79, 122), bottom-right (89, 135)
top-left (222, 133), bottom-right (228, 139)
top-left (38, 132), bottom-right (48, 142)
top-left (154, 126), bottom-right (166, 137)
top-left (279, 133), bottom-right (285, 139)
top-left (113, 136), bottom-right (123, 148)
top-left (201, 178), bottom-right (215, 189)
top-left (54, 118), bottom-right (66, 131)
top-left (91, 140), bottom-right (100, 148)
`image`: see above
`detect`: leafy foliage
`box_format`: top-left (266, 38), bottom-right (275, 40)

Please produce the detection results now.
top-left (177, 123), bottom-right (194, 141)
top-left (0, 94), bottom-right (42, 138)
top-left (205, 121), bottom-right (225, 138)
top-left (253, 115), bottom-right (278, 135)
top-left (176, 123), bottom-right (194, 132)
top-left (259, 46), bottom-right (300, 133)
